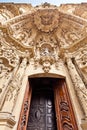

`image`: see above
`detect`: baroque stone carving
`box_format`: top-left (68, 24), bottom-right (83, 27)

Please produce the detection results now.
top-left (0, 3), bottom-right (87, 130)
top-left (66, 58), bottom-right (87, 116)
top-left (34, 9), bottom-right (59, 32)
top-left (34, 36), bottom-right (59, 73)
top-left (2, 58), bottom-right (28, 112)
top-left (56, 18), bottom-right (86, 48)
top-left (0, 58), bottom-right (13, 78)
top-left (75, 48), bottom-right (87, 69)
top-left (73, 4), bottom-right (87, 19)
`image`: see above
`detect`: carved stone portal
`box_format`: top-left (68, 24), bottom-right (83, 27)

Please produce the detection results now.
top-left (0, 2), bottom-right (87, 130)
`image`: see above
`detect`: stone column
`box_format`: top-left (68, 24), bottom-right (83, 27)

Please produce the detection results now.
top-left (66, 58), bottom-right (87, 130)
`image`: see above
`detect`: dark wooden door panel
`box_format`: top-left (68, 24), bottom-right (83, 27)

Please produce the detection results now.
top-left (27, 80), bottom-right (57, 130)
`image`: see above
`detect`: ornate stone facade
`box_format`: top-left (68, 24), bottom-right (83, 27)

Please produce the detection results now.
top-left (0, 2), bottom-right (87, 130)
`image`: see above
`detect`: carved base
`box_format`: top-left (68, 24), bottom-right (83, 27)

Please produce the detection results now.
top-left (81, 117), bottom-right (87, 130)
top-left (0, 112), bottom-right (16, 130)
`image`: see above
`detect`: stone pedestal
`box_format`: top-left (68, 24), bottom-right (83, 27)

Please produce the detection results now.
top-left (0, 112), bottom-right (16, 130)
top-left (81, 117), bottom-right (87, 130)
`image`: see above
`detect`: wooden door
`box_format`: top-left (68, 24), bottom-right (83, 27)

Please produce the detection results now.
top-left (54, 79), bottom-right (78, 130)
top-left (27, 78), bottom-right (57, 130)
top-left (17, 78), bottom-right (78, 130)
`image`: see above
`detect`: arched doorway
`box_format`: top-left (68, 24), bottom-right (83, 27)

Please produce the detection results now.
top-left (17, 78), bottom-right (78, 130)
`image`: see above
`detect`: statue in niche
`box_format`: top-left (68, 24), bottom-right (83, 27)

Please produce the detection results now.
top-left (41, 47), bottom-right (51, 56)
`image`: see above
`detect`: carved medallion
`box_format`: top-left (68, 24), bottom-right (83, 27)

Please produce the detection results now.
top-left (34, 9), bottom-right (59, 32)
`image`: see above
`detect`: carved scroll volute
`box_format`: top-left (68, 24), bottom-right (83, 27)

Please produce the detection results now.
top-left (54, 79), bottom-right (78, 130)
top-left (17, 81), bottom-right (32, 130)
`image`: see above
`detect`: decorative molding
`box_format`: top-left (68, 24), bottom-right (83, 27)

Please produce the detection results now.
top-left (0, 112), bottom-right (16, 128)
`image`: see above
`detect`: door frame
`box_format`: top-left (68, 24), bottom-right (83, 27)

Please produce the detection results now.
top-left (17, 78), bottom-right (78, 130)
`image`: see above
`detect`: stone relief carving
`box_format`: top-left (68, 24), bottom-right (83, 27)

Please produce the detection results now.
top-left (34, 36), bottom-right (60, 72)
top-left (66, 58), bottom-right (87, 116)
top-left (34, 9), bottom-right (59, 32)
top-left (2, 58), bottom-right (28, 112)
top-left (0, 3), bottom-right (87, 130)
top-left (0, 3), bottom-right (87, 124)
top-left (0, 9), bottom-right (14, 24)
top-left (73, 47), bottom-right (87, 81)
top-left (0, 41), bottom-right (19, 67)
top-left (56, 19), bottom-right (85, 48)
top-left (0, 27), bottom-right (34, 60)
top-left (0, 58), bottom-right (12, 78)
top-left (73, 4), bottom-right (87, 19)
top-left (11, 23), bottom-right (36, 47)
top-left (75, 48), bottom-right (87, 69)
top-left (0, 57), bottom-right (14, 110)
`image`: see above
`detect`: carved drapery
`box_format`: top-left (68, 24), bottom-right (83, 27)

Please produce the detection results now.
top-left (66, 58), bottom-right (87, 116)
top-left (2, 58), bottom-right (28, 113)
